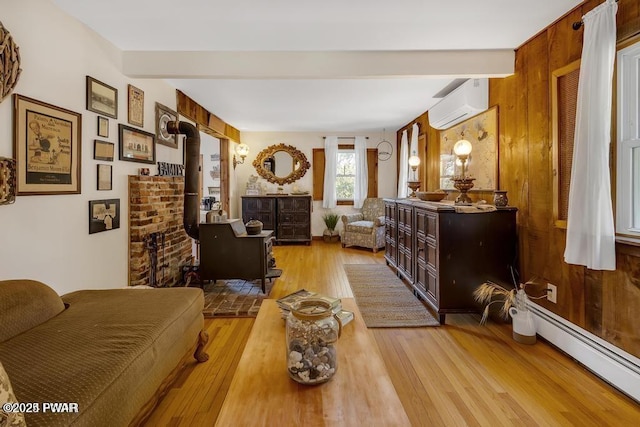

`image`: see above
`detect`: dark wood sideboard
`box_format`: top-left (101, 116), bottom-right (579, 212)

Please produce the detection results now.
top-left (241, 195), bottom-right (312, 245)
top-left (384, 198), bottom-right (518, 324)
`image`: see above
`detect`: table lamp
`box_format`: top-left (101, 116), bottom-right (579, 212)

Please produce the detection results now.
top-left (407, 155), bottom-right (421, 197)
top-left (452, 139), bottom-right (475, 205)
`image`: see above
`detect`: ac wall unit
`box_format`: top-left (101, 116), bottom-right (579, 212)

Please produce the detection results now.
top-left (428, 78), bottom-right (489, 130)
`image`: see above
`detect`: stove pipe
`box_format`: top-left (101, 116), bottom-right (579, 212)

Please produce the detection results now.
top-left (167, 121), bottom-right (200, 241)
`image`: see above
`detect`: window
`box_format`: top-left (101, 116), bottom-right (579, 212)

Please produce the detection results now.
top-left (312, 146), bottom-right (378, 204)
top-left (551, 59), bottom-right (580, 229)
top-left (616, 39), bottom-right (640, 242)
top-left (336, 149), bottom-right (355, 200)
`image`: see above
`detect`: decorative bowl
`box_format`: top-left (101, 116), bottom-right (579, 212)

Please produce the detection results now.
top-left (245, 220), bottom-right (263, 235)
top-left (416, 191), bottom-right (447, 202)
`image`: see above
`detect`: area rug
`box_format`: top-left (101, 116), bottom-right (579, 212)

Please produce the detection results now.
top-left (201, 279), bottom-right (274, 318)
top-left (343, 264), bottom-right (440, 328)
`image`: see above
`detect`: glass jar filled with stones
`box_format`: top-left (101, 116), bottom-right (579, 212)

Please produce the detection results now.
top-left (286, 298), bottom-right (341, 384)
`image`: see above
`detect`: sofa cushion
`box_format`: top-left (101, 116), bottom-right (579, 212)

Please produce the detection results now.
top-left (345, 220), bottom-right (375, 234)
top-left (0, 361), bottom-right (26, 427)
top-left (0, 280), bottom-right (65, 343)
top-left (0, 287), bottom-right (204, 427)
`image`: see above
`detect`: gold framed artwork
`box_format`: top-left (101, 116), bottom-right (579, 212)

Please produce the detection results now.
top-left (86, 76), bottom-right (117, 119)
top-left (13, 94), bottom-right (82, 195)
top-left (155, 102), bottom-right (178, 148)
top-left (97, 164), bottom-right (112, 191)
top-left (127, 84), bottom-right (144, 127)
top-left (119, 124), bottom-right (155, 164)
top-left (439, 106), bottom-right (498, 191)
top-left (94, 140), bottom-right (114, 161)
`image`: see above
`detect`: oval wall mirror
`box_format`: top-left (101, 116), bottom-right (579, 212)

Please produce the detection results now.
top-left (252, 143), bottom-right (310, 185)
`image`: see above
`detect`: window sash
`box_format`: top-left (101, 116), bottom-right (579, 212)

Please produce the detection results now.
top-left (312, 147), bottom-right (378, 204)
top-left (336, 150), bottom-right (355, 201)
top-left (616, 41), bottom-right (640, 241)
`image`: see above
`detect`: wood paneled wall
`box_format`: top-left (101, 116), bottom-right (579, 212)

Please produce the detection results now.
top-left (399, 0), bottom-right (640, 358)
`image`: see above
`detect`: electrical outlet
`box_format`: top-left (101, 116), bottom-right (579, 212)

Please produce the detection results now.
top-left (547, 283), bottom-right (557, 303)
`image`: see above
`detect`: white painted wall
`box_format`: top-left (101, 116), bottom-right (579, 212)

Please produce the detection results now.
top-left (0, 0), bottom-right (182, 294)
top-left (235, 132), bottom-right (397, 236)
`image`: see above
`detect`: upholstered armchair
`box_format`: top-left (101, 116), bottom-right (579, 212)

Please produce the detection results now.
top-left (341, 198), bottom-right (386, 252)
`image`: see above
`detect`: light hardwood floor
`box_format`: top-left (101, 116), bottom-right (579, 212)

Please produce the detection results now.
top-left (145, 242), bottom-right (640, 426)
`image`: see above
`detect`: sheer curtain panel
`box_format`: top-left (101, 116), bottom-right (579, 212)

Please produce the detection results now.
top-left (322, 136), bottom-right (338, 208)
top-left (397, 130), bottom-right (409, 198)
top-left (564, 0), bottom-right (618, 270)
top-left (353, 136), bottom-right (368, 209)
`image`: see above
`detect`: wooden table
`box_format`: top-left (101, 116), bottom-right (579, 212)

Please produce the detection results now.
top-left (215, 298), bottom-right (411, 426)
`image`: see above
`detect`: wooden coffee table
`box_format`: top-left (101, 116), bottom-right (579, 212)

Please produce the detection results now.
top-left (215, 298), bottom-right (410, 426)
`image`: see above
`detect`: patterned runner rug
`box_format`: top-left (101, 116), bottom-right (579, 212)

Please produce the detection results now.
top-left (343, 264), bottom-right (440, 328)
top-left (200, 279), bottom-right (275, 318)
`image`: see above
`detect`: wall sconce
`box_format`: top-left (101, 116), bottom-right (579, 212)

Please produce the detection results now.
top-left (233, 143), bottom-right (250, 170)
top-left (407, 155), bottom-right (421, 198)
top-left (452, 139), bottom-right (475, 205)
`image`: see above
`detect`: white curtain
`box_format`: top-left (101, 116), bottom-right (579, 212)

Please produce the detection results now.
top-left (397, 130), bottom-right (409, 198)
top-left (353, 136), bottom-right (368, 209)
top-left (409, 123), bottom-right (419, 181)
top-left (410, 123), bottom-right (419, 157)
top-left (564, 0), bottom-right (618, 270)
top-left (322, 136), bottom-right (338, 208)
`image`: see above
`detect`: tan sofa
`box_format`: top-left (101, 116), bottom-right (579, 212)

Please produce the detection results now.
top-left (0, 280), bottom-right (208, 427)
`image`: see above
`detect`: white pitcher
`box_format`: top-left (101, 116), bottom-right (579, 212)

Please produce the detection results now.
top-left (509, 307), bottom-right (536, 345)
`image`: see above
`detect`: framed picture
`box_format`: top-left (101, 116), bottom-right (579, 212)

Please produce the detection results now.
top-left (0, 157), bottom-right (17, 205)
top-left (94, 140), bottom-right (114, 161)
top-left (86, 76), bottom-right (118, 119)
top-left (97, 116), bottom-right (109, 137)
top-left (97, 164), bottom-right (112, 190)
top-left (439, 106), bottom-right (498, 191)
top-left (119, 124), bottom-right (155, 164)
top-left (89, 199), bottom-right (120, 234)
top-left (128, 84), bottom-right (144, 127)
top-left (155, 102), bottom-right (178, 148)
top-left (13, 94), bottom-right (82, 195)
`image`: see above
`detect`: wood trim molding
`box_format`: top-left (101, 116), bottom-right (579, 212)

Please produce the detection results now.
top-left (176, 90), bottom-right (240, 142)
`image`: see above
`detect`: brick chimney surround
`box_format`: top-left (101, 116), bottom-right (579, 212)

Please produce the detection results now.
top-left (129, 176), bottom-right (193, 287)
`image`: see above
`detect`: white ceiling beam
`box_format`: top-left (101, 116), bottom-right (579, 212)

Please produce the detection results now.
top-left (122, 50), bottom-right (514, 79)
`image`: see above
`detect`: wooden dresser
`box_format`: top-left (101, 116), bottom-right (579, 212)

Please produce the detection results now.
top-left (242, 195), bottom-right (312, 245)
top-left (384, 198), bottom-right (518, 323)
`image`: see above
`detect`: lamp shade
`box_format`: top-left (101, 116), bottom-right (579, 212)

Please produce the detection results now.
top-left (453, 139), bottom-right (472, 156)
top-left (408, 155), bottom-right (421, 167)
top-left (235, 143), bottom-right (250, 157)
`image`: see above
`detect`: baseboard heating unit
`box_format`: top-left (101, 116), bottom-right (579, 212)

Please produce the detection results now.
top-left (528, 302), bottom-right (640, 403)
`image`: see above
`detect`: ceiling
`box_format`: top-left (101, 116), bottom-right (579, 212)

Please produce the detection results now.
top-left (53, 0), bottom-right (582, 133)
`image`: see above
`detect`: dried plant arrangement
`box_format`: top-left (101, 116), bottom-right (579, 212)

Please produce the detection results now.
top-left (0, 21), bottom-right (22, 103)
top-left (473, 279), bottom-right (543, 324)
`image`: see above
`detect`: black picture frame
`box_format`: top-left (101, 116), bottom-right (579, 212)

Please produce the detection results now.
top-left (86, 76), bottom-right (118, 119)
top-left (118, 124), bottom-right (155, 164)
top-left (94, 140), bottom-right (114, 161)
top-left (97, 164), bottom-right (112, 191)
top-left (89, 198), bottom-right (120, 234)
top-left (97, 116), bottom-right (109, 137)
